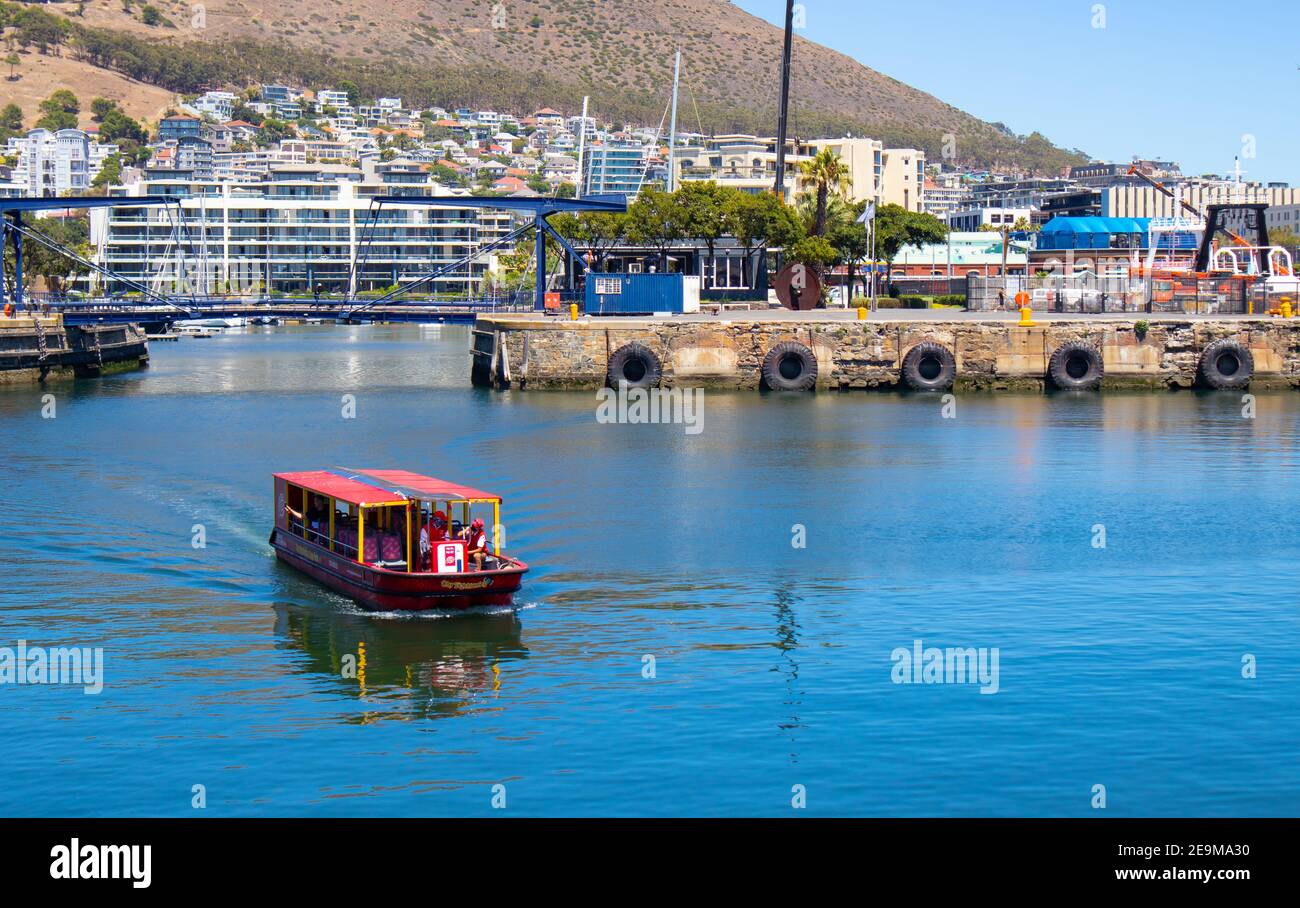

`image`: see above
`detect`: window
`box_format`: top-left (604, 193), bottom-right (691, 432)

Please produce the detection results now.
top-left (708, 255), bottom-right (750, 290)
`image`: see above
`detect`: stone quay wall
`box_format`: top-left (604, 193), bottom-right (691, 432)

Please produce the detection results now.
top-left (470, 315), bottom-right (1300, 392)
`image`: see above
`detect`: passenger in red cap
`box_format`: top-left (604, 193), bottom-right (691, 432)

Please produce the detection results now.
top-left (463, 517), bottom-right (489, 571)
top-left (419, 510), bottom-right (450, 571)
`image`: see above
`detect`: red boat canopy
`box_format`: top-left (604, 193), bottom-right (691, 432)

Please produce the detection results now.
top-left (340, 469), bottom-right (501, 502)
top-left (274, 471), bottom-right (408, 506)
top-left (275, 469), bottom-right (501, 505)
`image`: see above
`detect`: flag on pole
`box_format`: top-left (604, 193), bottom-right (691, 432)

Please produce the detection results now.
top-left (857, 202), bottom-right (876, 224)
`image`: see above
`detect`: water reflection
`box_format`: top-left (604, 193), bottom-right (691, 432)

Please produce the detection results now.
top-left (272, 602), bottom-right (528, 722)
top-left (772, 583), bottom-right (805, 744)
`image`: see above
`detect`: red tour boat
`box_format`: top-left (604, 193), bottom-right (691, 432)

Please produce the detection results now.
top-left (269, 469), bottom-right (527, 611)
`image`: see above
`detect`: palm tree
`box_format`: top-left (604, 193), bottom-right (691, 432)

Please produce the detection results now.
top-left (797, 148), bottom-right (852, 237)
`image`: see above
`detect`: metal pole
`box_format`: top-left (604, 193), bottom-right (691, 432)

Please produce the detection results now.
top-left (576, 95), bottom-right (589, 199)
top-left (947, 225), bottom-right (952, 281)
top-left (13, 211), bottom-right (23, 309)
top-left (869, 201), bottom-right (877, 312)
top-left (773, 0), bottom-right (795, 199)
top-left (667, 50), bottom-right (681, 193)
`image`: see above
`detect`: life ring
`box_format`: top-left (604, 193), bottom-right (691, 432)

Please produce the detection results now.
top-left (901, 341), bottom-right (956, 391)
top-left (761, 341), bottom-right (818, 391)
top-left (606, 342), bottom-right (662, 389)
top-left (1048, 341), bottom-right (1104, 391)
top-left (1198, 338), bottom-right (1253, 390)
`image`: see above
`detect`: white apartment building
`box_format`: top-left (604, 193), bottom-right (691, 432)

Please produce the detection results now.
top-left (191, 91), bottom-right (237, 121)
top-left (5, 129), bottom-right (118, 197)
top-left (316, 90), bottom-right (351, 112)
top-left (946, 206), bottom-right (1033, 232)
top-left (923, 176), bottom-right (970, 219)
top-left (91, 170), bottom-right (513, 296)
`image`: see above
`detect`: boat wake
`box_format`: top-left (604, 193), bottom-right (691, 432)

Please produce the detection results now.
top-left (336, 600), bottom-right (538, 621)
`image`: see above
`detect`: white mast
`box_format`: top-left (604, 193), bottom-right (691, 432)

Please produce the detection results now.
top-left (575, 95), bottom-right (589, 199)
top-left (667, 49), bottom-right (681, 192)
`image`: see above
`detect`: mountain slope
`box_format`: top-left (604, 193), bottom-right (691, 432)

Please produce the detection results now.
top-left (17, 0), bottom-right (1086, 173)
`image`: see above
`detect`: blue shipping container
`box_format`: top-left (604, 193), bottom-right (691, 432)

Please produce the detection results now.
top-left (585, 273), bottom-right (684, 314)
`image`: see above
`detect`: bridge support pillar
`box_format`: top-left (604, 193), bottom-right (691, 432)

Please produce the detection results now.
top-left (534, 214), bottom-right (546, 311)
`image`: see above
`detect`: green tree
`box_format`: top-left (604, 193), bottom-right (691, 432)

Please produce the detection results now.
top-left (797, 147), bottom-right (852, 237)
top-left (674, 181), bottom-right (733, 266)
top-left (552, 210), bottom-right (627, 272)
top-left (827, 200), bottom-right (871, 301)
top-left (723, 190), bottom-right (804, 282)
top-left (36, 89), bottom-right (80, 131)
top-left (2, 216), bottom-right (91, 295)
top-left (5, 53), bottom-right (19, 81)
top-left (875, 205), bottom-right (948, 288)
top-left (0, 103), bottom-right (23, 143)
top-left (625, 187), bottom-right (687, 271)
top-left (90, 97), bottom-right (116, 121)
top-left (787, 235), bottom-right (837, 269)
top-left (91, 154), bottom-right (122, 189)
top-left (97, 106), bottom-right (147, 143)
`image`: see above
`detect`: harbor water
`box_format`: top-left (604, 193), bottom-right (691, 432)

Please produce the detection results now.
top-left (1, 324), bottom-right (1297, 816)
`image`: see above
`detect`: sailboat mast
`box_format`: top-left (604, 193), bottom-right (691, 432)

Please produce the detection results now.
top-left (576, 95), bottom-right (589, 199)
top-left (668, 49), bottom-right (681, 192)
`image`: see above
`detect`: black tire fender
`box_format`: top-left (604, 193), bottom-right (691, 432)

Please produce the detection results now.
top-left (606, 342), bottom-right (662, 389)
top-left (761, 341), bottom-right (818, 391)
top-left (901, 341), bottom-right (957, 391)
top-left (1048, 341), bottom-right (1104, 391)
top-left (1198, 338), bottom-right (1253, 390)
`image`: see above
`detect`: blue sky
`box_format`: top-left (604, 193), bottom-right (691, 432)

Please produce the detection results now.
top-left (733, 0), bottom-right (1299, 183)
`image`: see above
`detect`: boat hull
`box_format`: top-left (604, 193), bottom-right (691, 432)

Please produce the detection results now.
top-left (271, 529), bottom-right (526, 611)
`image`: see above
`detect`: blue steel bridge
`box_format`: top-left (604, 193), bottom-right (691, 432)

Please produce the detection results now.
top-left (1, 195), bottom-right (624, 328)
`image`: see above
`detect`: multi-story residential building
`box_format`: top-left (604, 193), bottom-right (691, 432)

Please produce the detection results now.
top-left (807, 138), bottom-right (925, 211)
top-left (968, 177), bottom-right (1078, 211)
top-left (159, 116), bottom-right (203, 142)
top-left (922, 174), bottom-right (971, 219)
top-left (173, 136), bottom-right (215, 180)
top-left (260, 85), bottom-right (304, 120)
top-left (191, 91), bottom-right (237, 121)
top-left (567, 116), bottom-right (599, 146)
top-left (582, 143), bottom-right (648, 199)
top-left (315, 90), bottom-right (351, 113)
top-left (879, 147), bottom-right (926, 212)
top-left (533, 108), bottom-right (565, 129)
top-left (5, 128), bottom-right (118, 196)
top-left (91, 170), bottom-right (513, 296)
top-left (674, 134), bottom-right (814, 198)
top-left (809, 136), bottom-right (882, 202)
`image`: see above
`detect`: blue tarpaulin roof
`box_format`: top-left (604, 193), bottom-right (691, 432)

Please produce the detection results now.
top-left (1039, 216), bottom-right (1149, 235)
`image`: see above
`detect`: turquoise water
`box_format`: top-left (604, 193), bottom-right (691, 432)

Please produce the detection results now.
top-left (1, 324), bottom-right (1297, 816)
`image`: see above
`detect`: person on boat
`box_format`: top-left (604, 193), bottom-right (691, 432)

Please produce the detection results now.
top-left (285, 495), bottom-right (329, 543)
top-left (419, 510), bottom-right (449, 571)
top-left (463, 518), bottom-right (489, 571)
